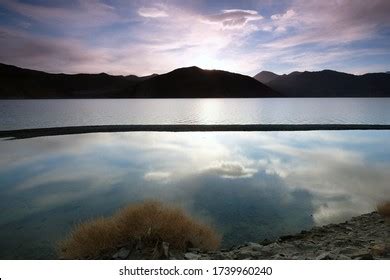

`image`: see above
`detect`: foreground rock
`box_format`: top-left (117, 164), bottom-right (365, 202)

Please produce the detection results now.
top-left (108, 212), bottom-right (389, 260)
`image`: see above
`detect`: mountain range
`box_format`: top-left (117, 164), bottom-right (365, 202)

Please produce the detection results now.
top-left (254, 70), bottom-right (390, 97)
top-left (1, 62), bottom-right (389, 98)
top-left (0, 63), bottom-right (278, 99)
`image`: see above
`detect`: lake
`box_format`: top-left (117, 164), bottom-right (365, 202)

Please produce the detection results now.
top-left (1, 98), bottom-right (390, 130)
top-left (0, 98), bottom-right (390, 259)
top-left (1, 130), bottom-right (390, 259)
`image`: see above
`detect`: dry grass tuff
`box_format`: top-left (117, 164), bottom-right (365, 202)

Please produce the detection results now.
top-left (58, 201), bottom-right (221, 259)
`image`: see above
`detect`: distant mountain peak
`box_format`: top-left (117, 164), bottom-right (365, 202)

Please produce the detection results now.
top-left (186, 65), bottom-right (202, 70)
top-left (258, 70), bottom-right (276, 74)
top-left (253, 71), bottom-right (279, 84)
top-left (173, 65), bottom-right (202, 72)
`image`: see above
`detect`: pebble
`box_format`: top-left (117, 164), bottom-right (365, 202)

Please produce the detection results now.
top-left (184, 252), bottom-right (201, 260)
top-left (113, 247), bottom-right (130, 259)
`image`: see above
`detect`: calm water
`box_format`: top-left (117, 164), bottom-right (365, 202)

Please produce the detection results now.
top-left (1, 98), bottom-right (390, 130)
top-left (1, 131), bottom-right (390, 259)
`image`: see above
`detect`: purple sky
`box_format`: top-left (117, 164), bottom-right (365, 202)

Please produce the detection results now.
top-left (0, 0), bottom-right (389, 76)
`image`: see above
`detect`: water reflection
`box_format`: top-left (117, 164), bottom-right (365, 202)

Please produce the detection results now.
top-left (0, 131), bottom-right (389, 259)
top-left (2, 98), bottom-right (390, 130)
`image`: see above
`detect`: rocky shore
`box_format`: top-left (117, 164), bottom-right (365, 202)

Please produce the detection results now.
top-left (108, 212), bottom-right (389, 260)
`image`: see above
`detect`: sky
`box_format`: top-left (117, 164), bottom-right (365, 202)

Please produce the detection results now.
top-left (0, 0), bottom-right (389, 76)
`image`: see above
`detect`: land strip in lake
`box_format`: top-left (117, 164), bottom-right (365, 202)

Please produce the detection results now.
top-left (2, 124), bottom-right (390, 139)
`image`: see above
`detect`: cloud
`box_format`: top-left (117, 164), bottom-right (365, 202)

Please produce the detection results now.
top-left (0, 3), bottom-right (266, 75)
top-left (265, 0), bottom-right (390, 48)
top-left (138, 7), bottom-right (168, 18)
top-left (203, 162), bottom-right (257, 178)
top-left (0, 0), bottom-right (120, 27)
top-left (122, 6), bottom-right (265, 74)
top-left (203, 9), bottom-right (263, 28)
top-left (0, 0), bottom-right (389, 75)
top-left (312, 200), bottom-right (371, 226)
top-left (0, 27), bottom-right (114, 73)
top-left (270, 9), bottom-right (298, 32)
top-left (271, 9), bottom-right (296, 21)
top-left (256, 138), bottom-right (390, 224)
top-left (248, 0), bottom-right (390, 74)
top-left (144, 171), bottom-right (171, 182)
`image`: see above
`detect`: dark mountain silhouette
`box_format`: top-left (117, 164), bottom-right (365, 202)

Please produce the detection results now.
top-left (253, 71), bottom-right (279, 84)
top-left (3, 63), bottom-right (389, 99)
top-left (134, 66), bottom-right (278, 98)
top-left (0, 63), bottom-right (278, 99)
top-left (0, 63), bottom-right (144, 98)
top-left (258, 70), bottom-right (390, 97)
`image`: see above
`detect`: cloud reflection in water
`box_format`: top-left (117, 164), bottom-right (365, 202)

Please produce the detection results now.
top-left (0, 131), bottom-right (389, 259)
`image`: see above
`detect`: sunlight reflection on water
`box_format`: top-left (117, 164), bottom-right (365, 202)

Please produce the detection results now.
top-left (1, 98), bottom-right (390, 130)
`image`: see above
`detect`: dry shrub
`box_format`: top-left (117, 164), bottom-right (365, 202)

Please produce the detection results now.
top-left (58, 217), bottom-right (121, 259)
top-left (377, 201), bottom-right (390, 217)
top-left (59, 201), bottom-right (220, 259)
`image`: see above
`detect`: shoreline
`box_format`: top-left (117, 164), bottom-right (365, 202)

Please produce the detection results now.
top-left (2, 124), bottom-right (390, 139)
top-left (107, 212), bottom-right (389, 260)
